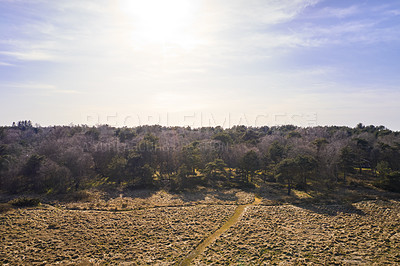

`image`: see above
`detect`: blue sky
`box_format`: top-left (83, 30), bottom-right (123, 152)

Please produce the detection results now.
top-left (1, 0), bottom-right (400, 129)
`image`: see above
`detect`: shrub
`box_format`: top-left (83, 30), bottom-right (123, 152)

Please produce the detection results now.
top-left (294, 182), bottom-right (308, 191)
top-left (47, 222), bottom-right (59, 229)
top-left (10, 197), bottom-right (41, 207)
top-left (0, 203), bottom-right (13, 213)
top-left (374, 171), bottom-right (400, 193)
top-left (62, 190), bottom-right (92, 202)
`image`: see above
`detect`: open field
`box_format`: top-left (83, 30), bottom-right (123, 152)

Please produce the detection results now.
top-left (0, 204), bottom-right (236, 265)
top-left (1, 188), bottom-right (400, 265)
top-left (194, 200), bottom-right (400, 265)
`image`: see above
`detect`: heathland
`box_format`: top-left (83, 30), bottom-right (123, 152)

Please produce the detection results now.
top-left (1, 122), bottom-right (400, 264)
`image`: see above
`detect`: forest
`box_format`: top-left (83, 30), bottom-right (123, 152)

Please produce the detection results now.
top-left (0, 121), bottom-right (399, 197)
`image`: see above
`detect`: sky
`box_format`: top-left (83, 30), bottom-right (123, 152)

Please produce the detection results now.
top-left (1, 0), bottom-right (400, 129)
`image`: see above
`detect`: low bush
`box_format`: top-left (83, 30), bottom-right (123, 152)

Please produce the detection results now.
top-left (62, 190), bottom-right (92, 202)
top-left (374, 171), bottom-right (400, 193)
top-left (0, 203), bottom-right (13, 213)
top-left (10, 197), bottom-right (41, 207)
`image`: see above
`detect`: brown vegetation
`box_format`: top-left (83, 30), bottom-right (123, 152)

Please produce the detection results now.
top-left (194, 200), bottom-right (400, 264)
top-left (1, 188), bottom-right (399, 265)
top-left (0, 203), bottom-right (235, 264)
top-left (1, 123), bottom-right (400, 264)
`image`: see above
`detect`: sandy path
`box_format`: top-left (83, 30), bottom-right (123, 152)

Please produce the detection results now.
top-left (179, 197), bottom-right (261, 265)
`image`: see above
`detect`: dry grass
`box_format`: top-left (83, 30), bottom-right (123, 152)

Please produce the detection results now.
top-left (61, 189), bottom-right (254, 211)
top-left (1, 188), bottom-right (399, 265)
top-left (193, 200), bottom-right (400, 265)
top-left (0, 204), bottom-right (236, 264)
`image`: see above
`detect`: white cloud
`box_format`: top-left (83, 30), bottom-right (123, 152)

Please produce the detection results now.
top-left (0, 51), bottom-right (57, 61)
top-left (1, 82), bottom-right (57, 90)
top-left (308, 5), bottom-right (360, 19)
top-left (202, 0), bottom-right (320, 30)
top-left (0, 61), bottom-right (14, 66)
top-left (0, 82), bottom-right (80, 94)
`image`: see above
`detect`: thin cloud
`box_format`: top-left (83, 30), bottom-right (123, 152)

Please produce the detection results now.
top-left (0, 61), bottom-right (14, 66)
top-left (2, 82), bottom-right (57, 90)
top-left (0, 82), bottom-right (80, 94)
top-left (307, 5), bottom-right (360, 19)
top-left (54, 89), bottom-right (81, 94)
top-left (0, 50), bottom-right (57, 61)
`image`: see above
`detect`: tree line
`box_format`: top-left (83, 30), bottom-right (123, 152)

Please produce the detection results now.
top-left (0, 122), bottom-right (399, 195)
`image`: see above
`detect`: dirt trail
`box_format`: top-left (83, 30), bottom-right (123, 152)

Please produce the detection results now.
top-left (179, 197), bottom-right (262, 265)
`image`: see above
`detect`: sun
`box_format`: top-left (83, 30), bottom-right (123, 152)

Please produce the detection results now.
top-left (119, 0), bottom-right (200, 48)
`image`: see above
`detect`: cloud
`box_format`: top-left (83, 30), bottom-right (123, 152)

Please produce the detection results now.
top-left (1, 82), bottom-right (57, 90)
top-left (386, 9), bottom-right (400, 16)
top-left (54, 89), bottom-right (81, 94)
top-left (0, 51), bottom-right (57, 61)
top-left (292, 3), bottom-right (400, 46)
top-left (0, 0), bottom-right (325, 69)
top-left (204, 0), bottom-right (320, 29)
top-left (308, 5), bottom-right (360, 19)
top-left (0, 0), bottom-right (122, 62)
top-left (0, 61), bottom-right (14, 66)
top-left (0, 82), bottom-right (80, 94)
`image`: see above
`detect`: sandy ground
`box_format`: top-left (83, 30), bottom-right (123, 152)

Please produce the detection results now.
top-left (193, 200), bottom-right (400, 265)
top-left (0, 204), bottom-right (236, 265)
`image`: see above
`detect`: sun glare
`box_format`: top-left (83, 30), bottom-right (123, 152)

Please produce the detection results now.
top-left (119, 0), bottom-right (200, 49)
